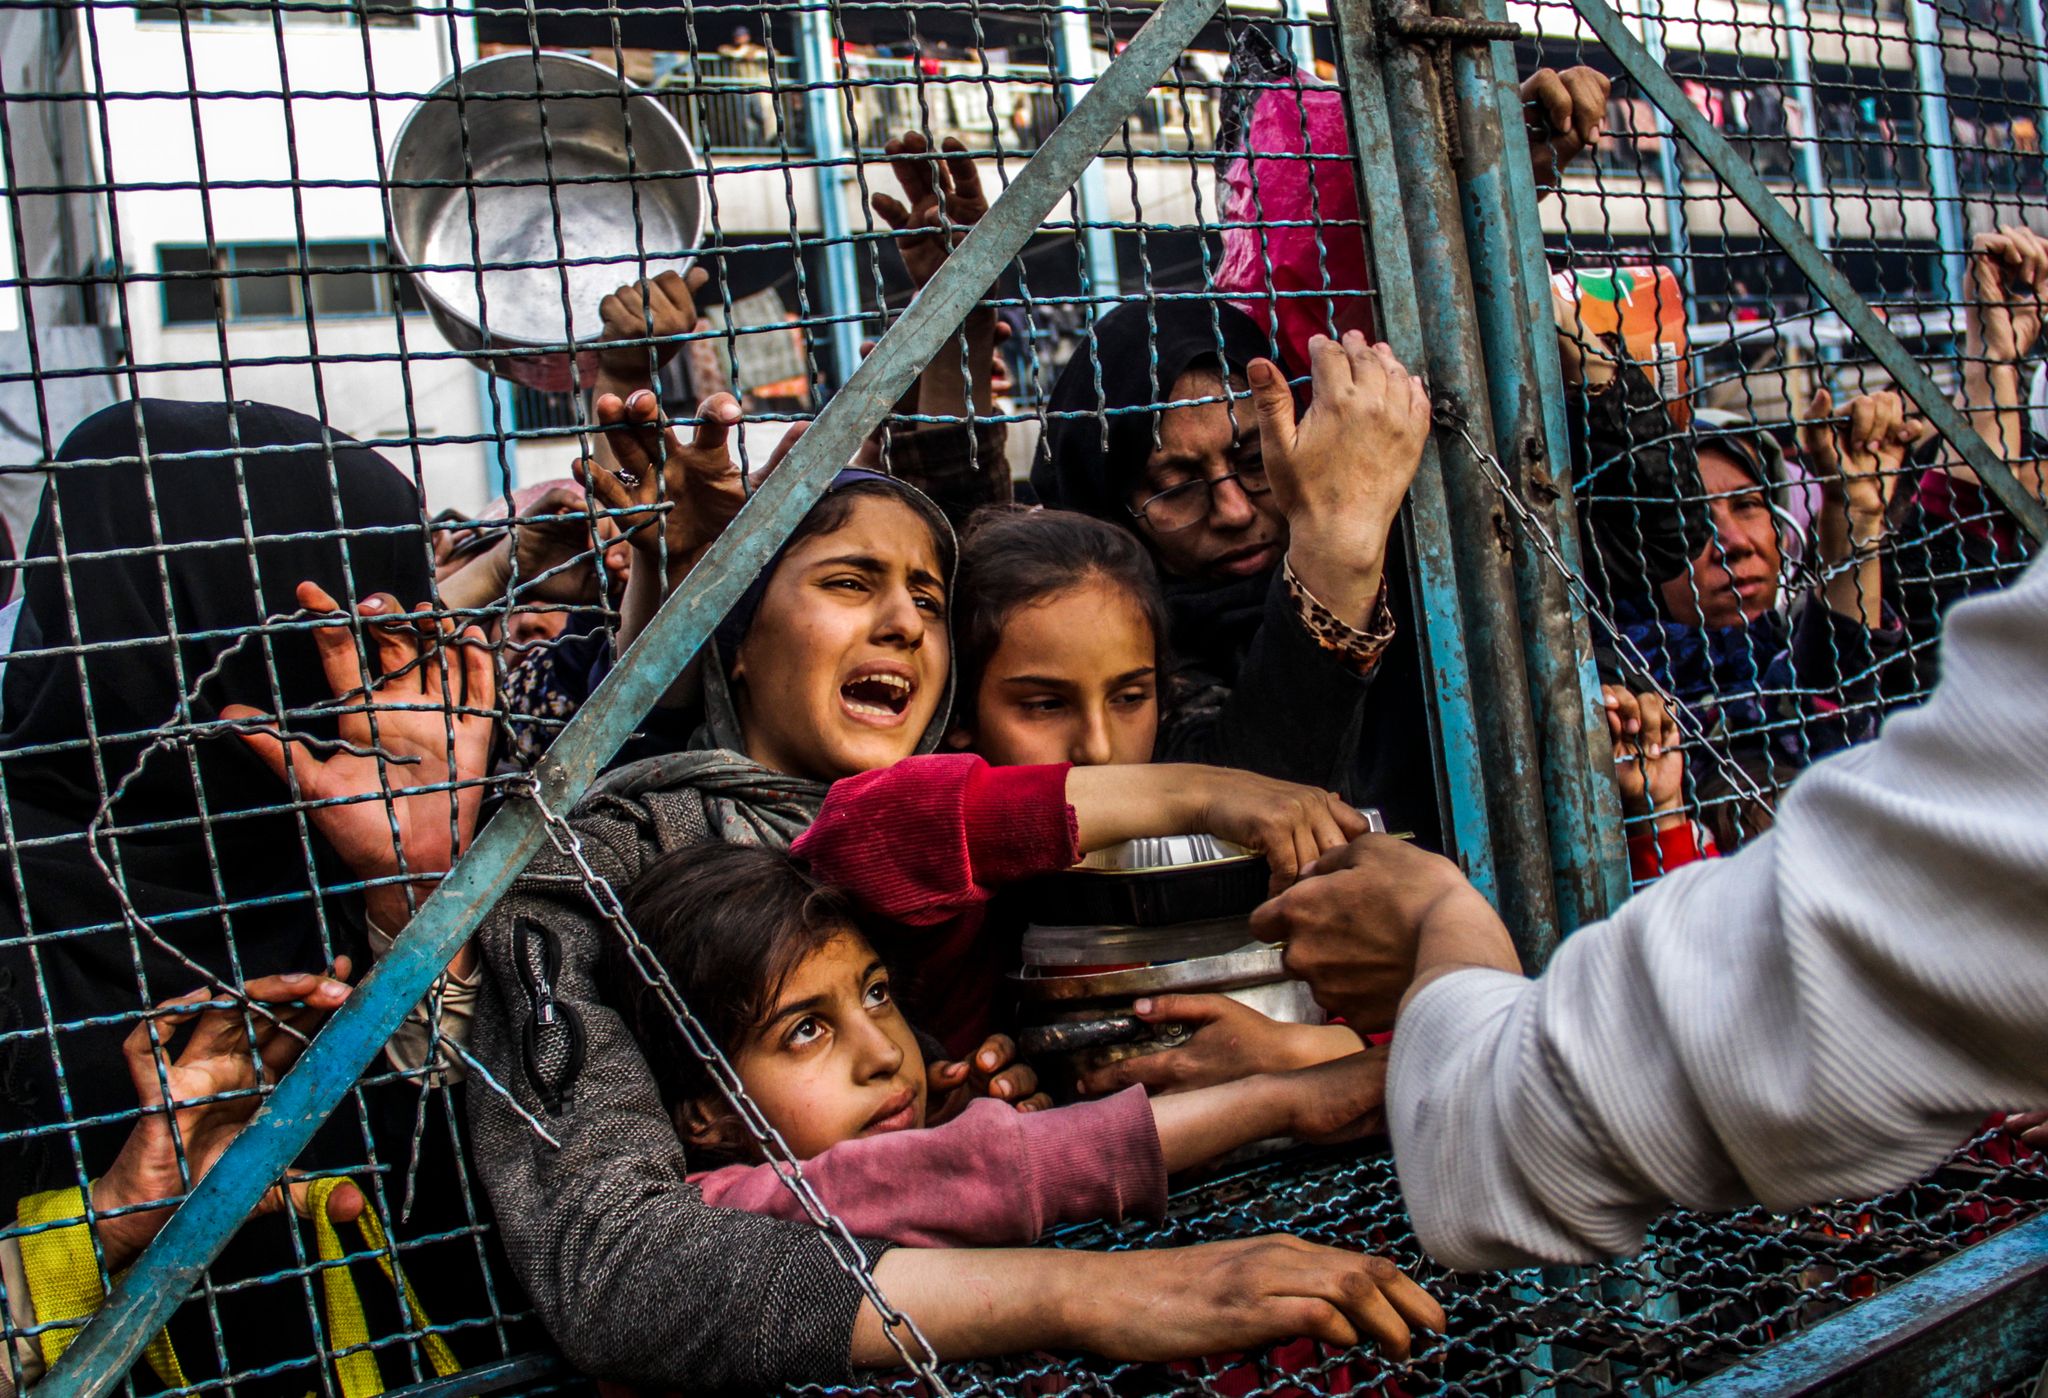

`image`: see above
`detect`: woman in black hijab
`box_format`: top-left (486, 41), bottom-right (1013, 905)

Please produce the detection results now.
top-left (1033, 300), bottom-right (1439, 840)
top-left (0, 399), bottom-right (507, 1392)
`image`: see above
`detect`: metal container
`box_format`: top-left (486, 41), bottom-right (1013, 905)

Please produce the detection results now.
top-left (1009, 825), bottom-right (1376, 1097)
top-left (389, 53), bottom-right (706, 392)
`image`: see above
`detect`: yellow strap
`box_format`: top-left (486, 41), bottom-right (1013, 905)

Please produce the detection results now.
top-left (17, 1184), bottom-right (185, 1389)
top-left (307, 1178), bottom-right (459, 1398)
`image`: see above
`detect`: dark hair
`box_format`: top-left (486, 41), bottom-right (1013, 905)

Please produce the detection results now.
top-left (715, 475), bottom-right (956, 656)
top-left (953, 505), bottom-right (1171, 718)
top-left (606, 842), bottom-right (866, 1122)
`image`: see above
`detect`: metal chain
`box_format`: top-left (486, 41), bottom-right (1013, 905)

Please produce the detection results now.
top-left (512, 776), bottom-right (955, 1396)
top-left (1434, 396), bottom-right (1782, 813)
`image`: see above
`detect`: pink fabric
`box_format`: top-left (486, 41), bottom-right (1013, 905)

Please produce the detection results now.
top-left (1213, 77), bottom-right (1376, 378)
top-left (793, 755), bottom-right (1080, 1056)
top-left (691, 1089), bottom-right (1167, 1248)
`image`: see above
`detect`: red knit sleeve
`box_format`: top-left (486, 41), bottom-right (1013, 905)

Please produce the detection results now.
top-left (1627, 822), bottom-right (1713, 882)
top-left (792, 754), bottom-right (1078, 926)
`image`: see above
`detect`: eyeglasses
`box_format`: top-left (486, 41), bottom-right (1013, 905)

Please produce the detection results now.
top-left (1128, 465), bottom-right (1272, 533)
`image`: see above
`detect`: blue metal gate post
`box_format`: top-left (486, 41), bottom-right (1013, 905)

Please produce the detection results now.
top-left (799, 7), bottom-right (866, 390)
top-left (1326, 0), bottom-right (1502, 910)
top-left (1053, 8), bottom-right (1124, 306)
top-left (1779, 0), bottom-right (1843, 367)
top-left (1338, 0), bottom-right (1564, 957)
top-left (1449, 0), bottom-right (1632, 933)
top-left (2025, 0), bottom-right (2048, 125)
top-left (1638, 0), bottom-right (1694, 304)
top-left (36, 1), bottom-right (1229, 1386)
top-left (1908, 0), bottom-right (1968, 307)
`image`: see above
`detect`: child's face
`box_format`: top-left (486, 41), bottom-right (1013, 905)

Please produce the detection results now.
top-left (963, 578), bottom-right (1159, 767)
top-left (733, 496), bottom-right (950, 782)
top-left (729, 930), bottom-right (928, 1159)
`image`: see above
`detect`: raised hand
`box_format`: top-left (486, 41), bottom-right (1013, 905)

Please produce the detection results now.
top-left (1247, 332), bottom-right (1430, 625)
top-left (221, 582), bottom-right (493, 934)
top-left (1966, 224), bottom-right (2048, 368)
top-left (91, 967), bottom-right (362, 1271)
top-left (575, 387), bottom-right (748, 583)
top-left (1801, 387), bottom-right (1909, 532)
top-left (925, 1033), bottom-right (1051, 1125)
top-left (871, 132), bottom-right (989, 291)
top-left (595, 267), bottom-right (707, 383)
top-left (1522, 65), bottom-right (1608, 189)
top-left (1255, 834), bottom-right (1517, 1032)
top-left (1602, 684), bottom-right (1686, 825)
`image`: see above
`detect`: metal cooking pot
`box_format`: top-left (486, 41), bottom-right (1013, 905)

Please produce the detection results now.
top-left (390, 53), bottom-right (706, 392)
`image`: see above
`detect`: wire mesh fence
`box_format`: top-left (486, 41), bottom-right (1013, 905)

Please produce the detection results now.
top-left (804, 1126), bottom-right (2048, 1397)
top-left (1524, 0), bottom-right (2045, 875)
top-left (0, 0), bottom-right (2039, 1392)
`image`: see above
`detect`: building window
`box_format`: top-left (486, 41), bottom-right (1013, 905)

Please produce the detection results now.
top-left (157, 240), bottom-right (424, 324)
top-left (135, 1), bottom-right (415, 28)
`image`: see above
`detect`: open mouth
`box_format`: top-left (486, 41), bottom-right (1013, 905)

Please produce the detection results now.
top-left (839, 665), bottom-right (916, 724)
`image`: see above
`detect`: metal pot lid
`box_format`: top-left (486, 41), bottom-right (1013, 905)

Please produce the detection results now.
top-left (1019, 916), bottom-right (1259, 968)
top-left (1076, 833), bottom-right (1251, 872)
top-left (1073, 808), bottom-right (1385, 874)
top-left (1010, 944), bottom-right (1287, 1001)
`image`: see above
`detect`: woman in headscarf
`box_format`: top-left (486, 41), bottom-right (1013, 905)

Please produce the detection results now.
top-left (1033, 299), bottom-right (1439, 838)
top-left (467, 448), bottom-right (1442, 1390)
top-left (1617, 393), bottom-right (1912, 849)
top-left (0, 398), bottom-right (502, 1394)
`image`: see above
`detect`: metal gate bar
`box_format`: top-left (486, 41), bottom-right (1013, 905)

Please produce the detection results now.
top-left (34, 0), bottom-right (1228, 1386)
top-left (1448, 0), bottom-right (1633, 938)
top-left (1567, 0), bottom-right (2048, 548)
top-left (1682, 1209), bottom-right (2048, 1397)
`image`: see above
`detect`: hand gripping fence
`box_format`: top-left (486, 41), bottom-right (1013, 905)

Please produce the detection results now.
top-left (33, 0), bottom-right (1230, 1388)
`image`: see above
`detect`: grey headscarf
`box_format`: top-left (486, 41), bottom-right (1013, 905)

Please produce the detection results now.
top-left (580, 470), bottom-right (959, 850)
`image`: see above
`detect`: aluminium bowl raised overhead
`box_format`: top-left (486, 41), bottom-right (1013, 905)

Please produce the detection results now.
top-left (390, 52), bottom-right (706, 393)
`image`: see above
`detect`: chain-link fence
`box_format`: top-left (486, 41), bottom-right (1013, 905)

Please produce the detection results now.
top-left (0, 0), bottom-right (2040, 1393)
top-left (1528, 0), bottom-right (2045, 874)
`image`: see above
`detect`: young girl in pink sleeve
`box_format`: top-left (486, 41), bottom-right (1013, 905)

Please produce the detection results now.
top-left (603, 840), bottom-right (1398, 1251)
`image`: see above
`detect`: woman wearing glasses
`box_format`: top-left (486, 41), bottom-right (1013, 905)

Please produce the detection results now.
top-left (1033, 301), bottom-right (1435, 833)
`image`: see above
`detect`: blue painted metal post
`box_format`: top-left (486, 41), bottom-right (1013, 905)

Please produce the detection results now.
top-left (1326, 0), bottom-right (1502, 909)
top-left (1053, 6), bottom-right (1124, 307)
top-left (1450, 0), bottom-right (1632, 933)
top-left (1281, 0), bottom-right (1319, 74)
top-left (1567, 0), bottom-right (2048, 544)
top-left (1779, 0), bottom-right (1842, 367)
top-left (2024, 0), bottom-right (2048, 125)
top-left (1908, 0), bottom-right (1968, 306)
top-left (800, 7), bottom-right (866, 391)
top-left (1779, 0), bottom-right (1834, 258)
top-left (1637, 0), bottom-right (1694, 304)
top-left (1338, 0), bottom-right (1563, 953)
top-left (37, 1), bottom-right (1229, 1387)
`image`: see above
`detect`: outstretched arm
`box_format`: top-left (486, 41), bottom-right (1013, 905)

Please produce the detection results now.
top-left (1260, 559), bottom-right (2048, 1269)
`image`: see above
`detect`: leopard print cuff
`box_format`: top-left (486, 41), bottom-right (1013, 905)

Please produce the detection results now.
top-left (1283, 558), bottom-right (1396, 677)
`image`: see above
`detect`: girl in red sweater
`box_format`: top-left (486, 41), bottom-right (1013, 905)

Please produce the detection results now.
top-left (792, 508), bottom-right (1370, 1082)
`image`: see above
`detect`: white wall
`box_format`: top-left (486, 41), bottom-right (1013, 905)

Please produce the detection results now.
top-left (86, 6), bottom-right (498, 513)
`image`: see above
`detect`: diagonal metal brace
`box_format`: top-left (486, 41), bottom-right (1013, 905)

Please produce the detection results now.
top-left (1567, 0), bottom-right (2048, 546)
top-left (37, 0), bottom-right (1225, 1389)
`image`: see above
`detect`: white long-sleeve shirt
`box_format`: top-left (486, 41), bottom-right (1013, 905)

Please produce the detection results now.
top-left (1388, 551), bottom-right (2048, 1270)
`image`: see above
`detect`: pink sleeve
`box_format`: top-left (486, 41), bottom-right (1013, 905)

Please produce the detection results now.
top-left (690, 1089), bottom-right (1166, 1248)
top-left (791, 754), bottom-right (1079, 927)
